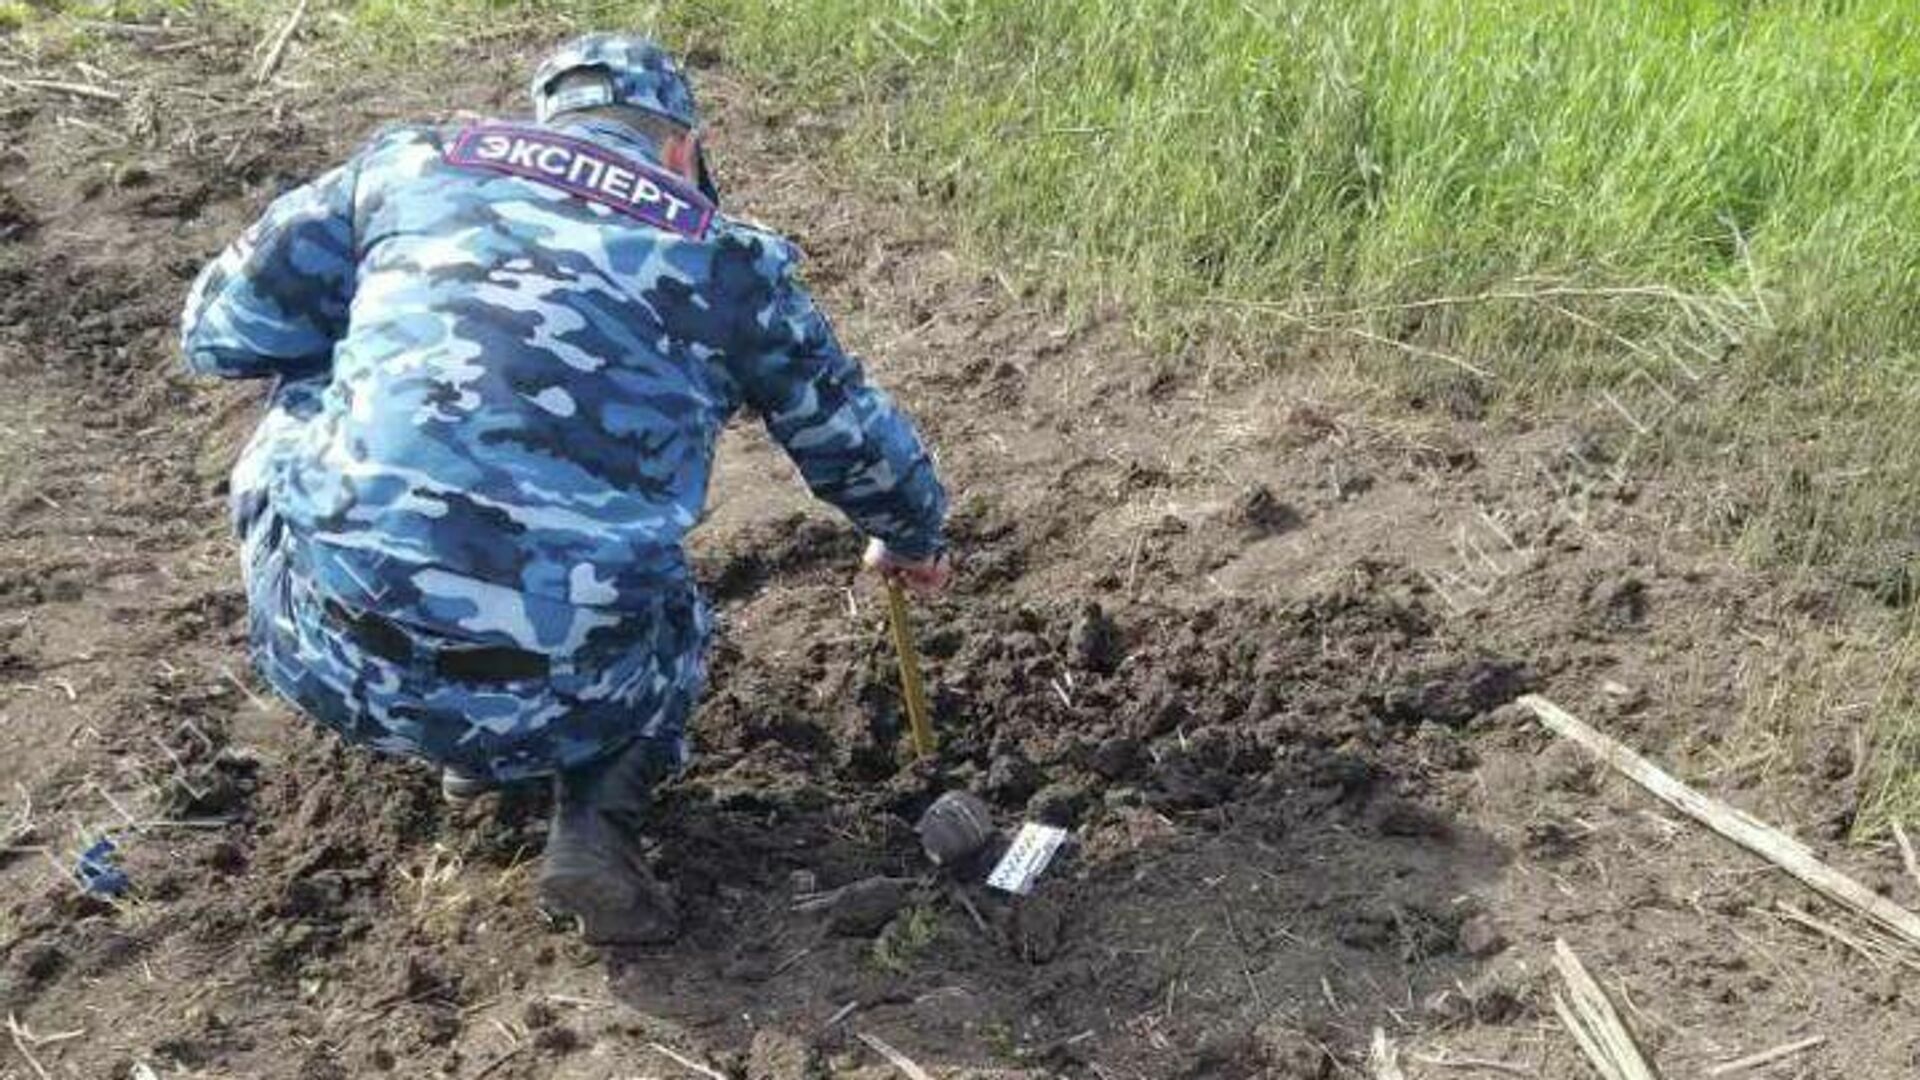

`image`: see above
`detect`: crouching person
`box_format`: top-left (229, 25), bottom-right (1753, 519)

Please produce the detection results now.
top-left (180, 34), bottom-right (951, 943)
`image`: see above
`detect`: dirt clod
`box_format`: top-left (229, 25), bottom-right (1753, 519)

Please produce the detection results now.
top-left (1538, 741), bottom-right (1600, 793)
top-left (1457, 914), bottom-right (1508, 958)
top-left (1122, 686), bottom-right (1191, 739)
top-left (1591, 574), bottom-right (1648, 628)
top-left (1, 941), bottom-right (67, 1006)
top-left (1460, 963), bottom-right (1531, 1024)
top-left (1523, 815), bottom-right (1586, 860)
top-left (1374, 798), bottom-right (1450, 839)
top-left (1089, 736), bottom-right (1147, 781)
top-left (1379, 658), bottom-right (1534, 727)
top-left (1027, 781), bottom-right (1092, 827)
top-left (1011, 894), bottom-right (1066, 964)
top-left (1149, 755), bottom-right (1235, 810)
top-left (1423, 961), bottom-right (1529, 1027)
top-left (531, 1024), bottom-right (580, 1053)
top-left (823, 877), bottom-right (910, 937)
top-left (984, 752), bottom-right (1042, 806)
top-left (200, 839), bottom-right (248, 874)
top-left (386, 953), bottom-right (451, 1003)
top-left (1230, 485), bottom-right (1304, 538)
top-left (1253, 1026), bottom-right (1334, 1080)
top-left (521, 1000), bottom-right (557, 1029)
top-left (405, 1008), bottom-right (460, 1047)
top-left (0, 183), bottom-right (34, 242)
top-left (1176, 1027), bottom-right (1263, 1079)
top-left (1067, 602), bottom-right (1123, 674)
top-left (1333, 906), bottom-right (1394, 951)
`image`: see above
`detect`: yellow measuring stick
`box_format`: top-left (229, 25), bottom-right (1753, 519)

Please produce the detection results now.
top-left (884, 577), bottom-right (936, 759)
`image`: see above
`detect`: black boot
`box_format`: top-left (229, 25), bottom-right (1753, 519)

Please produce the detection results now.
top-left (537, 739), bottom-right (680, 945)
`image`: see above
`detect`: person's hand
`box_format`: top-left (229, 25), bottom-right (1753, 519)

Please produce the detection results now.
top-left (864, 538), bottom-right (952, 597)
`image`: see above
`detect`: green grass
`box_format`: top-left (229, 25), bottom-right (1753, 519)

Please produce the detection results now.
top-left (698, 3), bottom-right (1915, 327)
top-left (870, 902), bottom-right (940, 973)
top-left (682, 4), bottom-right (1918, 346)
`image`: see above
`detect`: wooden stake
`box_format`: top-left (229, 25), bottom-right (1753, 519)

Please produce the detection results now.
top-left (884, 579), bottom-right (935, 758)
top-left (1519, 695), bottom-right (1920, 950)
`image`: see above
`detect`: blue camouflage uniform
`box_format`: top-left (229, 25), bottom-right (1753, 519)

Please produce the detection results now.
top-left (180, 44), bottom-right (947, 782)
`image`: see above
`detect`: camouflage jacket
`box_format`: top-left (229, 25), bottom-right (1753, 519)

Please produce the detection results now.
top-left (181, 118), bottom-right (947, 651)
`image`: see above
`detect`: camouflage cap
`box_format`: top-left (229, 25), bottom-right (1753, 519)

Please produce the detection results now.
top-left (531, 33), bottom-right (699, 129)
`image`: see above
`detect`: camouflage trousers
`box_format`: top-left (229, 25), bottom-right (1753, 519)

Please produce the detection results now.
top-left (237, 378), bottom-right (710, 783)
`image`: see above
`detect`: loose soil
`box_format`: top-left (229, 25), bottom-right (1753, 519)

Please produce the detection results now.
top-left (2, 18), bottom-right (1917, 1080)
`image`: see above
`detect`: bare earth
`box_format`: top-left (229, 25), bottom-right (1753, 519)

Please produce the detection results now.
top-left (1, 21), bottom-right (1917, 1080)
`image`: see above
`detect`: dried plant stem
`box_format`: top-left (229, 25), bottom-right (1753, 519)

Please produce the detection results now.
top-left (1521, 695), bottom-right (1920, 950)
top-left (254, 0), bottom-right (309, 85)
top-left (858, 1032), bottom-right (937, 1080)
top-left (1551, 940), bottom-right (1661, 1080)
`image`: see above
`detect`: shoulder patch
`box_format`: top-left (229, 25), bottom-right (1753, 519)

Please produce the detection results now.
top-left (445, 123), bottom-right (714, 239)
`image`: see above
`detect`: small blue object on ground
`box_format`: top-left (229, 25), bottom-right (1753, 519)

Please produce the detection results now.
top-left (76, 837), bottom-right (130, 897)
